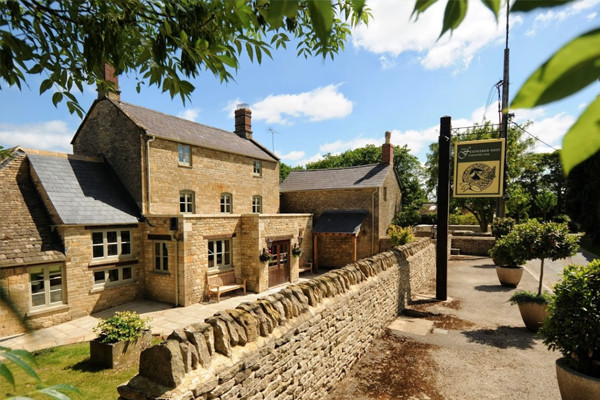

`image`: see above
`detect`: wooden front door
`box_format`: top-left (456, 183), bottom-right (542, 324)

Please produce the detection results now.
top-left (268, 240), bottom-right (290, 288)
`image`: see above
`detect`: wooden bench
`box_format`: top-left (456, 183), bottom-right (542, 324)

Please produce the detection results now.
top-left (298, 262), bottom-right (313, 274)
top-left (207, 271), bottom-right (246, 303)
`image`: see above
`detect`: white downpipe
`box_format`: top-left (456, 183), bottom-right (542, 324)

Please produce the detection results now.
top-left (174, 236), bottom-right (180, 307)
top-left (145, 135), bottom-right (156, 214)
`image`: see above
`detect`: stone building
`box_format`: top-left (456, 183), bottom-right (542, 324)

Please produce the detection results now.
top-left (280, 132), bottom-right (402, 269)
top-left (0, 69), bottom-right (311, 338)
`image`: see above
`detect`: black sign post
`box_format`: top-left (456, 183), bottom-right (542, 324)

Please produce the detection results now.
top-left (436, 116), bottom-right (451, 301)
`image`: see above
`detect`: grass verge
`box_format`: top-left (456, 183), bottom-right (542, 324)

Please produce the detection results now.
top-left (0, 342), bottom-right (137, 399)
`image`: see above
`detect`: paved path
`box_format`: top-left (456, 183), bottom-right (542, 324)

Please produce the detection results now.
top-left (524, 248), bottom-right (599, 289)
top-left (0, 274), bottom-right (316, 352)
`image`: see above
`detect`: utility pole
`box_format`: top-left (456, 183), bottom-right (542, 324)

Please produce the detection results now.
top-left (436, 116), bottom-right (451, 301)
top-left (497, 0), bottom-right (510, 218)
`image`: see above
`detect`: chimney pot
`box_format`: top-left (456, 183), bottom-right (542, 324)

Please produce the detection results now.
top-left (234, 105), bottom-right (252, 140)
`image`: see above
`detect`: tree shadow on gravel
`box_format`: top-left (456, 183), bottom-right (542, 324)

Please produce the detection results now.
top-left (470, 264), bottom-right (496, 269)
top-left (462, 326), bottom-right (539, 349)
top-left (474, 284), bottom-right (515, 292)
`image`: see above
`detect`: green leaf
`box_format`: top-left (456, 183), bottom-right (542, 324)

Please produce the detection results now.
top-left (511, 0), bottom-right (575, 12)
top-left (480, 0), bottom-right (500, 19)
top-left (265, 0), bottom-right (299, 29)
top-left (561, 95), bottom-right (600, 175)
top-left (439, 0), bottom-right (467, 38)
top-left (52, 91), bottom-right (63, 106)
top-left (2, 349), bottom-right (40, 382)
top-left (38, 383), bottom-right (81, 400)
top-left (511, 28), bottom-right (600, 108)
top-left (411, 0), bottom-right (438, 20)
top-left (0, 361), bottom-right (15, 386)
top-left (39, 78), bottom-right (54, 94)
top-left (307, 0), bottom-right (334, 46)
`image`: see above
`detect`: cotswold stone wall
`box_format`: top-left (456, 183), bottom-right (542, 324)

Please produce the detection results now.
top-left (451, 236), bottom-right (495, 256)
top-left (118, 239), bottom-right (435, 400)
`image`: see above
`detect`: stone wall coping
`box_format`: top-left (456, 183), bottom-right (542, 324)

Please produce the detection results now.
top-left (257, 213), bottom-right (313, 218)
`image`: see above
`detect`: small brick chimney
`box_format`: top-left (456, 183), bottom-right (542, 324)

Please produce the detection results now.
top-left (98, 64), bottom-right (121, 102)
top-left (234, 104), bottom-right (252, 139)
top-left (382, 131), bottom-right (394, 166)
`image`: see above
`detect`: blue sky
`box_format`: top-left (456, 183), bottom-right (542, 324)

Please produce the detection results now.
top-left (1, 1), bottom-right (599, 166)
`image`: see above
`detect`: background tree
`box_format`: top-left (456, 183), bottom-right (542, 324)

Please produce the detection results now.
top-left (565, 149), bottom-right (600, 241)
top-left (535, 190), bottom-right (558, 221)
top-left (506, 184), bottom-right (531, 222)
top-left (0, 0), bottom-right (369, 116)
top-left (304, 144), bottom-right (427, 212)
top-left (424, 121), bottom-right (534, 231)
top-left (413, 0), bottom-right (600, 176)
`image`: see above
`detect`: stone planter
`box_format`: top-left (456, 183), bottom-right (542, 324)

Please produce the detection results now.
top-left (495, 265), bottom-right (523, 287)
top-left (90, 330), bottom-right (152, 369)
top-left (556, 358), bottom-right (600, 400)
top-left (517, 302), bottom-right (548, 332)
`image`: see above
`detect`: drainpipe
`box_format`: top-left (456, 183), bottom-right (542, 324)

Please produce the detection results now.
top-left (145, 135), bottom-right (156, 214)
top-left (174, 234), bottom-right (180, 306)
top-left (372, 189), bottom-right (378, 255)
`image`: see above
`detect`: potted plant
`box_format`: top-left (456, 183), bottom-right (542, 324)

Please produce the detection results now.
top-left (539, 260), bottom-right (600, 399)
top-left (259, 248), bottom-right (274, 263)
top-left (292, 244), bottom-right (302, 257)
top-left (507, 220), bottom-right (579, 332)
top-left (488, 231), bottom-right (526, 287)
top-left (90, 311), bottom-right (152, 369)
top-left (491, 217), bottom-right (515, 240)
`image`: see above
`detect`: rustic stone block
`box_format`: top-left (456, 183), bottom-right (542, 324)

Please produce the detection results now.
top-left (227, 308), bottom-right (259, 343)
top-left (183, 327), bottom-right (211, 367)
top-left (205, 317), bottom-right (232, 357)
top-left (138, 340), bottom-right (186, 388)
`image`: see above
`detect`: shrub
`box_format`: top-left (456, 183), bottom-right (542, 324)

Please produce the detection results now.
top-left (94, 311), bottom-right (151, 344)
top-left (509, 290), bottom-right (553, 305)
top-left (540, 260), bottom-right (600, 378)
top-left (387, 224), bottom-right (415, 246)
top-left (393, 209), bottom-right (421, 227)
top-left (488, 236), bottom-right (522, 267)
top-left (420, 213), bottom-right (437, 225)
top-left (491, 217), bottom-right (515, 239)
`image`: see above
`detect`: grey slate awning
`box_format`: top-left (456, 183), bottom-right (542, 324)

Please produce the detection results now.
top-left (312, 210), bottom-right (368, 235)
top-left (27, 153), bottom-right (140, 225)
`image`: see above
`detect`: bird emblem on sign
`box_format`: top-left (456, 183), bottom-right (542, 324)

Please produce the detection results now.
top-left (460, 163), bottom-right (496, 192)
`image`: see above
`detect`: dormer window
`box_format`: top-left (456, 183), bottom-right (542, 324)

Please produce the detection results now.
top-left (253, 160), bottom-right (262, 176)
top-left (220, 193), bottom-right (232, 213)
top-left (178, 144), bottom-right (191, 166)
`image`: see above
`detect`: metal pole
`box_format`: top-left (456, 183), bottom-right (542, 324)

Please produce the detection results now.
top-left (436, 116), bottom-right (451, 301)
top-left (497, 0), bottom-right (510, 218)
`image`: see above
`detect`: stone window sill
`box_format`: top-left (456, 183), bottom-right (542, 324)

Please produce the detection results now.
top-left (27, 303), bottom-right (70, 318)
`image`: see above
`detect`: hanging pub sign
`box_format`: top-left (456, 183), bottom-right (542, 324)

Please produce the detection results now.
top-left (453, 139), bottom-right (505, 198)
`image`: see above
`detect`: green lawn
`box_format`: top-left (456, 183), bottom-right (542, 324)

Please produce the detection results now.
top-left (1, 342), bottom-right (138, 399)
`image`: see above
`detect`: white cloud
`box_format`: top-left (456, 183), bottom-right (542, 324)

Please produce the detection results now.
top-left (0, 121), bottom-right (73, 153)
top-left (278, 150), bottom-right (306, 162)
top-left (352, 1), bottom-right (521, 71)
top-left (526, 0), bottom-right (600, 36)
top-left (177, 108), bottom-right (201, 121)
top-left (250, 84), bottom-right (353, 125)
top-left (378, 55), bottom-right (396, 70)
top-left (513, 107), bottom-right (575, 153)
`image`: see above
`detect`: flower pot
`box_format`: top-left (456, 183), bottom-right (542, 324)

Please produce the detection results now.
top-left (517, 302), bottom-right (548, 332)
top-left (556, 358), bottom-right (600, 400)
top-left (495, 265), bottom-right (523, 287)
top-left (90, 329), bottom-right (152, 369)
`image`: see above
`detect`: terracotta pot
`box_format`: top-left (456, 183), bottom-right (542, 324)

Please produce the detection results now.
top-left (556, 358), bottom-right (600, 400)
top-left (517, 302), bottom-right (548, 332)
top-left (495, 265), bottom-right (523, 287)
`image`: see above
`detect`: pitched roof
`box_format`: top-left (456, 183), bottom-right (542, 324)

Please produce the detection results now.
top-left (313, 210), bottom-right (368, 235)
top-left (111, 100), bottom-right (278, 162)
top-left (27, 152), bottom-right (140, 225)
top-left (0, 150), bottom-right (65, 267)
top-left (280, 164), bottom-right (391, 192)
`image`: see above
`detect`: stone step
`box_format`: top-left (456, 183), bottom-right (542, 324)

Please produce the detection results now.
top-left (450, 248), bottom-right (461, 255)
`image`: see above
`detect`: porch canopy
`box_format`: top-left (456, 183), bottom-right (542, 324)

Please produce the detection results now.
top-left (312, 209), bottom-right (368, 271)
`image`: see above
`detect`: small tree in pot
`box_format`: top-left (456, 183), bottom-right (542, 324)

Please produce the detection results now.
top-left (489, 228), bottom-right (527, 287)
top-left (508, 220), bottom-right (579, 331)
top-left (539, 260), bottom-right (600, 399)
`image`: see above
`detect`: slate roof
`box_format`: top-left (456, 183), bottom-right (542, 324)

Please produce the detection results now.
top-left (27, 153), bottom-right (140, 225)
top-left (0, 150), bottom-right (65, 267)
top-left (280, 164), bottom-right (391, 192)
top-left (112, 100), bottom-right (278, 162)
top-left (312, 210), bottom-right (368, 235)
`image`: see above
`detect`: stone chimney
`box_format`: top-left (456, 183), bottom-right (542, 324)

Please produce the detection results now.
top-left (98, 64), bottom-right (121, 102)
top-left (234, 104), bottom-right (252, 140)
top-left (382, 131), bottom-right (394, 166)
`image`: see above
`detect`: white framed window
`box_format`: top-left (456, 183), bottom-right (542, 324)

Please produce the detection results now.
top-left (30, 264), bottom-right (63, 309)
top-left (208, 239), bottom-right (231, 271)
top-left (92, 230), bottom-right (132, 260)
top-left (178, 144), bottom-right (191, 166)
top-left (253, 160), bottom-right (262, 176)
top-left (180, 190), bottom-right (195, 213)
top-left (220, 193), bottom-right (232, 213)
top-left (154, 242), bottom-right (169, 272)
top-left (93, 266), bottom-right (134, 287)
top-left (252, 195), bottom-right (262, 213)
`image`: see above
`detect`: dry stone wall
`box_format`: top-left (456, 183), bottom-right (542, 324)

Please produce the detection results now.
top-left (118, 238), bottom-right (435, 400)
